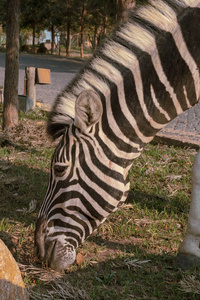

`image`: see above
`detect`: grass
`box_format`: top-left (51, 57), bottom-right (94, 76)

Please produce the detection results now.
top-left (0, 105), bottom-right (200, 299)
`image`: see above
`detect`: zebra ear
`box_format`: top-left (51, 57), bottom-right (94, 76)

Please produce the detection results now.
top-left (74, 90), bottom-right (102, 132)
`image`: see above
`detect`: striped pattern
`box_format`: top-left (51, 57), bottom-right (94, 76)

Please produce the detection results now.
top-left (35, 0), bottom-right (200, 271)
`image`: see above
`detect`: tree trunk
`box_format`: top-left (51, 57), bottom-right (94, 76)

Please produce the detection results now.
top-left (80, 3), bottom-right (85, 58)
top-left (32, 23), bottom-right (35, 53)
top-left (102, 15), bottom-right (107, 39)
top-left (117, 0), bottom-right (136, 21)
top-left (93, 24), bottom-right (98, 51)
top-left (117, 0), bottom-right (123, 21)
top-left (102, 3), bottom-right (107, 40)
top-left (3, 0), bottom-right (20, 130)
top-left (51, 24), bottom-right (55, 55)
top-left (66, 20), bottom-right (71, 56)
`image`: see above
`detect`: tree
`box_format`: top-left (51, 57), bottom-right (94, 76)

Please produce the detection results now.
top-left (0, 0), bottom-right (7, 26)
top-left (79, 0), bottom-right (85, 58)
top-left (87, 0), bottom-right (117, 51)
top-left (3, 0), bottom-right (20, 130)
top-left (20, 0), bottom-right (46, 52)
top-left (56, 0), bottom-right (80, 57)
top-left (117, 0), bottom-right (136, 21)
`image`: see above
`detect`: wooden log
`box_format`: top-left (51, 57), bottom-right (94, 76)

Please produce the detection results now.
top-left (25, 67), bottom-right (36, 109)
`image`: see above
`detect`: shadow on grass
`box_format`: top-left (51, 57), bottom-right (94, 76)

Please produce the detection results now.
top-left (0, 159), bottom-right (48, 225)
top-left (127, 189), bottom-right (190, 216)
top-left (0, 154), bottom-right (189, 227)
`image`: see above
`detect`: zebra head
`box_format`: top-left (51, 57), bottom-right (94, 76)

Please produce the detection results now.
top-left (34, 90), bottom-right (130, 271)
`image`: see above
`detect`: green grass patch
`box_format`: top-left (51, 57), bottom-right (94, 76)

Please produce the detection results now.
top-left (0, 107), bottom-right (200, 299)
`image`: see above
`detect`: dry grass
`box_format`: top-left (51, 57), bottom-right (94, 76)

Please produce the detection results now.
top-left (29, 278), bottom-right (91, 300)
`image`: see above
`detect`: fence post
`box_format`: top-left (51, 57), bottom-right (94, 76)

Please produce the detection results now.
top-left (25, 67), bottom-right (36, 109)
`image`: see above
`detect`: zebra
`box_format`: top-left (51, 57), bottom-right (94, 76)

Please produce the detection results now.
top-left (35, 0), bottom-right (200, 271)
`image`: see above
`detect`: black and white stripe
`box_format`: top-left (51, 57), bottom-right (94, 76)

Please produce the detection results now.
top-left (35, 0), bottom-right (200, 271)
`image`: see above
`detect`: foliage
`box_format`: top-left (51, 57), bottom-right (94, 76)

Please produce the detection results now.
top-left (20, 0), bottom-right (49, 50)
top-left (2, 0), bottom-right (149, 52)
top-left (0, 0), bottom-right (6, 26)
top-left (18, 0), bottom-right (138, 55)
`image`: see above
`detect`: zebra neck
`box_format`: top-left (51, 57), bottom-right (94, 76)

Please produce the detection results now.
top-left (49, 1), bottom-right (200, 149)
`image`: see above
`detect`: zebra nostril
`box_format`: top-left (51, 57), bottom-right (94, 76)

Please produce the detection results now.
top-left (34, 216), bottom-right (47, 261)
top-left (34, 241), bottom-right (45, 261)
top-left (44, 239), bottom-right (57, 267)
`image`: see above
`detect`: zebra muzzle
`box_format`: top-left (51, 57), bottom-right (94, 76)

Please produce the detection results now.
top-left (34, 216), bottom-right (76, 271)
top-left (45, 239), bottom-right (76, 272)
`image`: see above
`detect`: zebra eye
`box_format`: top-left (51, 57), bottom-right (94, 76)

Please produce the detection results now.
top-left (54, 164), bottom-right (68, 177)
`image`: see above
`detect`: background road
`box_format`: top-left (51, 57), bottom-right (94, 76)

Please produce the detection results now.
top-left (0, 53), bottom-right (85, 104)
top-left (0, 52), bottom-right (200, 147)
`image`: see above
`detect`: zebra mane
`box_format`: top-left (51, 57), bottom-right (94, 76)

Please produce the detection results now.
top-left (47, 0), bottom-right (200, 139)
